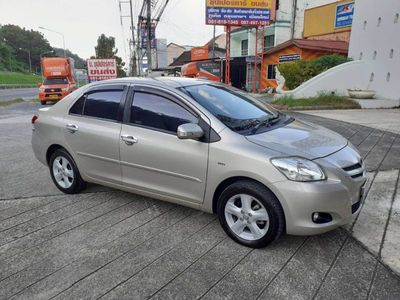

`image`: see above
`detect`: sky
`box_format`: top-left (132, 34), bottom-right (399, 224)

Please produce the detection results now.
top-left (0, 0), bottom-right (223, 65)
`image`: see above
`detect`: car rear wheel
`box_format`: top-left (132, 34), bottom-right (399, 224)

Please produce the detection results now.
top-left (49, 149), bottom-right (86, 194)
top-left (217, 180), bottom-right (285, 248)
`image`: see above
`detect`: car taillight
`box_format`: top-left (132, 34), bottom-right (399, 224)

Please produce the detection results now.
top-left (32, 115), bottom-right (38, 124)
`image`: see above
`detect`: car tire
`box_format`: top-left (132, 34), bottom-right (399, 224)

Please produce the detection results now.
top-left (49, 148), bottom-right (86, 194)
top-left (41, 101), bottom-right (47, 105)
top-left (217, 180), bottom-right (285, 248)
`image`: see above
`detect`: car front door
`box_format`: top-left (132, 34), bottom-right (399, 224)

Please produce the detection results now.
top-left (63, 84), bottom-right (127, 185)
top-left (119, 85), bottom-right (209, 204)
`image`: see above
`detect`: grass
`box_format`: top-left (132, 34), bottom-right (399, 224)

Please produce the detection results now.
top-left (271, 94), bottom-right (361, 110)
top-left (0, 71), bottom-right (42, 85)
top-left (0, 98), bottom-right (39, 107)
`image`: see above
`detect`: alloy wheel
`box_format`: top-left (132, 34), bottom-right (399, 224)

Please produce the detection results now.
top-left (224, 194), bottom-right (270, 241)
top-left (52, 156), bottom-right (74, 189)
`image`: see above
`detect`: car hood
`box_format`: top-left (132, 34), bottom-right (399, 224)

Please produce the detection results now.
top-left (246, 119), bottom-right (347, 159)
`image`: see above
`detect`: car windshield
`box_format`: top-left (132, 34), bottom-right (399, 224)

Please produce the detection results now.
top-left (43, 78), bottom-right (68, 85)
top-left (180, 84), bottom-right (280, 133)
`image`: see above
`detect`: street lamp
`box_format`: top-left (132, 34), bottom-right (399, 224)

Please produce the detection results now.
top-left (19, 47), bottom-right (32, 73)
top-left (38, 26), bottom-right (66, 56)
top-left (40, 50), bottom-right (54, 59)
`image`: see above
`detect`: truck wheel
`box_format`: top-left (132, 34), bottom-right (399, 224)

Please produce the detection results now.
top-left (217, 180), bottom-right (285, 248)
top-left (41, 101), bottom-right (47, 105)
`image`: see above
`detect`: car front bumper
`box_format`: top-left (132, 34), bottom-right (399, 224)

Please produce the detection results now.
top-left (272, 176), bottom-right (368, 236)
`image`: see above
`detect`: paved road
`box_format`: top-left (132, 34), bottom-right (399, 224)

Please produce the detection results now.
top-left (0, 102), bottom-right (399, 299)
top-left (0, 88), bottom-right (38, 101)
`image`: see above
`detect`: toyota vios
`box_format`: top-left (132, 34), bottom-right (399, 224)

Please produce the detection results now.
top-left (32, 78), bottom-right (368, 248)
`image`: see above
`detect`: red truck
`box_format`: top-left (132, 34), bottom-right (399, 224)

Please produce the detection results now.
top-left (38, 57), bottom-right (77, 105)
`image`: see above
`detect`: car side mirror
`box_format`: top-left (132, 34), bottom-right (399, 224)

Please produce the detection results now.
top-left (177, 123), bottom-right (204, 140)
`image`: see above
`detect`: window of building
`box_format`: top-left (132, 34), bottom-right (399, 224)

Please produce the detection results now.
top-left (83, 90), bottom-right (123, 121)
top-left (377, 17), bottom-right (382, 27)
top-left (370, 72), bottom-right (375, 82)
top-left (359, 52), bottom-right (363, 60)
top-left (264, 35), bottom-right (275, 50)
top-left (373, 51), bottom-right (377, 60)
top-left (241, 39), bottom-right (249, 56)
top-left (363, 20), bottom-right (367, 30)
top-left (267, 65), bottom-right (276, 80)
top-left (130, 92), bottom-right (198, 133)
top-left (276, 0), bottom-right (279, 10)
top-left (387, 72), bottom-right (391, 82)
top-left (390, 49), bottom-right (394, 59)
top-left (395, 13), bottom-right (399, 24)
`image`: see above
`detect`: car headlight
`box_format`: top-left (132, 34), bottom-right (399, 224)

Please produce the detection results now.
top-left (62, 87), bottom-right (69, 92)
top-left (39, 87), bottom-right (45, 92)
top-left (271, 157), bottom-right (326, 182)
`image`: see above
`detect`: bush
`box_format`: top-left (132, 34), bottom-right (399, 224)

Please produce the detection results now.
top-left (277, 54), bottom-right (350, 90)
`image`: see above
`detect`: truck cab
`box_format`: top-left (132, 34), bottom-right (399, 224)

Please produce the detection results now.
top-left (39, 57), bottom-right (77, 105)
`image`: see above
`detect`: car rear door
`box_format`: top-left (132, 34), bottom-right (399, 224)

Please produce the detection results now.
top-left (63, 84), bottom-right (128, 185)
top-left (119, 85), bottom-right (209, 204)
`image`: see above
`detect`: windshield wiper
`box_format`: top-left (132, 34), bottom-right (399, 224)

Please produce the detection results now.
top-left (250, 114), bottom-right (280, 134)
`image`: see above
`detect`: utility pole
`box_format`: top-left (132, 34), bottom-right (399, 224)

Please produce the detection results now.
top-left (129, 0), bottom-right (137, 76)
top-left (146, 0), bottom-right (152, 72)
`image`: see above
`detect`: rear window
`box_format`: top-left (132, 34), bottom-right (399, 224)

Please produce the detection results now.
top-left (83, 90), bottom-right (123, 121)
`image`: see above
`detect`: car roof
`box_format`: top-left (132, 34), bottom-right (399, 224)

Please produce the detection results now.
top-left (87, 76), bottom-right (211, 89)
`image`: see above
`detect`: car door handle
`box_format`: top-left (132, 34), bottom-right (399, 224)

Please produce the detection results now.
top-left (66, 124), bottom-right (79, 133)
top-left (121, 135), bottom-right (138, 145)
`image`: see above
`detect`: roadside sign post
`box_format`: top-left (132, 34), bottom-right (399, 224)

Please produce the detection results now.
top-left (205, 0), bottom-right (276, 91)
top-left (87, 59), bottom-right (118, 82)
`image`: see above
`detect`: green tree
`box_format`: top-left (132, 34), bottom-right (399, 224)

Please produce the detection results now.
top-left (0, 24), bottom-right (52, 73)
top-left (94, 34), bottom-right (126, 77)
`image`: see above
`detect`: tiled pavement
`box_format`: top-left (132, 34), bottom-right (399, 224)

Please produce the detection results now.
top-left (0, 103), bottom-right (399, 299)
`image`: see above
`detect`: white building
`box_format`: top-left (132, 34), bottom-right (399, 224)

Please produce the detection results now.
top-left (291, 0), bottom-right (400, 103)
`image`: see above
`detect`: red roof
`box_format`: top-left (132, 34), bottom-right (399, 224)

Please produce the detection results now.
top-left (265, 39), bottom-right (349, 55)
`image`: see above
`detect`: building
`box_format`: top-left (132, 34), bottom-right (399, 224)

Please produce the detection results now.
top-left (166, 43), bottom-right (186, 66)
top-left (289, 0), bottom-right (400, 103)
top-left (261, 39), bottom-right (348, 90)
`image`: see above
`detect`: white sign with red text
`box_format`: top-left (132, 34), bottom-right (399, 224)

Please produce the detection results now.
top-left (87, 59), bottom-right (117, 82)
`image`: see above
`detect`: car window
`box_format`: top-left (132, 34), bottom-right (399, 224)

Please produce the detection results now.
top-left (69, 96), bottom-right (85, 115)
top-left (130, 92), bottom-right (198, 133)
top-left (83, 90), bottom-right (123, 121)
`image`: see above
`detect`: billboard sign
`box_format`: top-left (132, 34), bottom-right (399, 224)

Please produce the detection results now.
top-left (87, 59), bottom-right (117, 82)
top-left (206, 0), bottom-right (276, 26)
top-left (140, 22), bottom-right (156, 49)
top-left (335, 2), bottom-right (355, 28)
top-left (191, 46), bottom-right (209, 61)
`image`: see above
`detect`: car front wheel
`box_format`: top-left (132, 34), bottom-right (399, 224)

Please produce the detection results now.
top-left (49, 149), bottom-right (86, 194)
top-left (217, 180), bottom-right (285, 248)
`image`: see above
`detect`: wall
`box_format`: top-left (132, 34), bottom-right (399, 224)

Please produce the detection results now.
top-left (290, 0), bottom-right (400, 100)
top-left (261, 46), bottom-right (330, 90)
top-left (348, 0), bottom-right (400, 100)
top-left (167, 43), bottom-right (185, 66)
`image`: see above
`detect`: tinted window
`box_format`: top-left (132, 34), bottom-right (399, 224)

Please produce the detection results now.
top-left (83, 90), bottom-right (123, 121)
top-left (181, 84), bottom-right (277, 132)
top-left (69, 96), bottom-right (85, 115)
top-left (44, 78), bottom-right (68, 85)
top-left (131, 92), bottom-right (197, 133)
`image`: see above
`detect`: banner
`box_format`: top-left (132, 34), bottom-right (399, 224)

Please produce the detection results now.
top-left (191, 46), bottom-right (209, 61)
top-left (87, 59), bottom-right (117, 82)
top-left (335, 2), bottom-right (355, 28)
top-left (206, 0), bottom-right (276, 26)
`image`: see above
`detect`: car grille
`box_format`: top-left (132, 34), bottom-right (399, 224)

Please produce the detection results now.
top-left (45, 88), bottom-right (62, 92)
top-left (342, 161), bottom-right (365, 179)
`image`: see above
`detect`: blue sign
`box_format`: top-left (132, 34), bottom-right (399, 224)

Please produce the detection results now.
top-left (335, 2), bottom-right (355, 28)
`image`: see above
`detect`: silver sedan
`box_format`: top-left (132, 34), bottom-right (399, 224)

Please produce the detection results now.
top-left (32, 77), bottom-right (367, 248)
